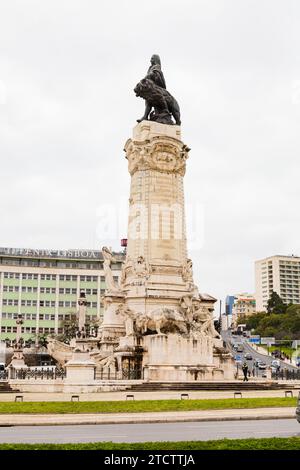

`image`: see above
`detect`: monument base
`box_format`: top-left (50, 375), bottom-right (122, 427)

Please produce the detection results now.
top-left (65, 350), bottom-right (96, 384)
top-left (141, 334), bottom-right (225, 381)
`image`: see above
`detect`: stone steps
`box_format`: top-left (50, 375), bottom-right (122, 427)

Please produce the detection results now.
top-left (0, 381), bottom-right (15, 393)
top-left (129, 381), bottom-right (295, 391)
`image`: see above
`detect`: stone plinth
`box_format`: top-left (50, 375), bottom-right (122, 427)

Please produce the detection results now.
top-left (143, 334), bottom-right (213, 365)
top-left (65, 351), bottom-right (96, 384)
top-left (142, 334), bottom-right (222, 381)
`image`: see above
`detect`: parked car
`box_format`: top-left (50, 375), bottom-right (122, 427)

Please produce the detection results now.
top-left (296, 392), bottom-right (300, 423)
top-left (245, 353), bottom-right (253, 360)
top-left (257, 361), bottom-right (267, 370)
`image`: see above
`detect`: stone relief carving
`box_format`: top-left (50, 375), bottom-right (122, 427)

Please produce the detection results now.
top-left (120, 256), bottom-right (150, 286)
top-left (134, 256), bottom-right (149, 277)
top-left (124, 138), bottom-right (189, 176)
top-left (182, 258), bottom-right (193, 283)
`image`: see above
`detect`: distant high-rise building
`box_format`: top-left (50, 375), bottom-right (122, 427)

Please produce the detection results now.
top-left (255, 255), bottom-right (300, 311)
top-left (225, 295), bottom-right (235, 316)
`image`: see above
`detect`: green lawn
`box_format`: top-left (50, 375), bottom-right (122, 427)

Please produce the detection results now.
top-left (0, 437), bottom-right (299, 450)
top-left (0, 397), bottom-right (296, 414)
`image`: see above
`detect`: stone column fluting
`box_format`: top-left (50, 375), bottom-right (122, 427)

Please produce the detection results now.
top-left (122, 121), bottom-right (192, 313)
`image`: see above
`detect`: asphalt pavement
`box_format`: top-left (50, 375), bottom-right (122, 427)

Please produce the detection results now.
top-left (224, 332), bottom-right (298, 378)
top-left (0, 419), bottom-right (299, 443)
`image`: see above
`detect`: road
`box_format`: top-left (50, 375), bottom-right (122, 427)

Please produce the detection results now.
top-left (223, 332), bottom-right (298, 377)
top-left (0, 419), bottom-right (299, 443)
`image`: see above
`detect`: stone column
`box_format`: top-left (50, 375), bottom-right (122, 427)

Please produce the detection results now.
top-left (122, 121), bottom-right (191, 313)
top-left (78, 291), bottom-right (87, 332)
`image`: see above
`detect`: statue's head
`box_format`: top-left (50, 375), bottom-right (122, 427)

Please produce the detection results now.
top-left (134, 78), bottom-right (154, 98)
top-left (151, 54), bottom-right (161, 66)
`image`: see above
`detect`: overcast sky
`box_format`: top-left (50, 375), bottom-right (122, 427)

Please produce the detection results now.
top-left (0, 0), bottom-right (299, 308)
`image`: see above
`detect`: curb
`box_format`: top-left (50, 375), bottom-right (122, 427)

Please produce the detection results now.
top-left (0, 409), bottom-right (296, 426)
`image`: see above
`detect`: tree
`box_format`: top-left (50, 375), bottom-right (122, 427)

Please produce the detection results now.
top-left (267, 292), bottom-right (287, 315)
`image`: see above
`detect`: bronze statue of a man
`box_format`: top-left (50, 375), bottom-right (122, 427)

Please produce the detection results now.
top-left (146, 54), bottom-right (166, 89)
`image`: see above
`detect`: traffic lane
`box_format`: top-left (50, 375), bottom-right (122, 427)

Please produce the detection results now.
top-left (230, 335), bottom-right (297, 372)
top-left (0, 419), bottom-right (299, 443)
top-left (242, 341), bottom-right (296, 371)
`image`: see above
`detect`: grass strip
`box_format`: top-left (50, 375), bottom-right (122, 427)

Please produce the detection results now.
top-left (0, 397), bottom-right (297, 414)
top-left (0, 437), bottom-right (300, 450)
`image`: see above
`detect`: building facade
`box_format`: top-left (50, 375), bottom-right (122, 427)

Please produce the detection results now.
top-left (255, 255), bottom-right (300, 311)
top-left (0, 247), bottom-right (124, 341)
top-left (231, 293), bottom-right (256, 324)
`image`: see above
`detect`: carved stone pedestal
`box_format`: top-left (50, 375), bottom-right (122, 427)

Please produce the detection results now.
top-left (65, 350), bottom-right (96, 384)
top-left (142, 333), bottom-right (222, 381)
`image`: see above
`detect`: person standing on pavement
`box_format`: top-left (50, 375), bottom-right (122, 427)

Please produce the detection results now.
top-left (242, 362), bottom-right (249, 381)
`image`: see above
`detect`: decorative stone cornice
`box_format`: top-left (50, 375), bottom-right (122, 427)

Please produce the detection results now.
top-left (124, 136), bottom-right (190, 176)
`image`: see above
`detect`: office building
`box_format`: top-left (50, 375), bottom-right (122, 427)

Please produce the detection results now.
top-left (255, 255), bottom-right (300, 311)
top-left (0, 247), bottom-right (124, 341)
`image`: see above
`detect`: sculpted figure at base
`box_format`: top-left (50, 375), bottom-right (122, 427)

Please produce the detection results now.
top-left (102, 246), bottom-right (120, 293)
top-left (116, 304), bottom-right (137, 336)
top-left (192, 302), bottom-right (221, 339)
top-left (135, 55), bottom-right (181, 125)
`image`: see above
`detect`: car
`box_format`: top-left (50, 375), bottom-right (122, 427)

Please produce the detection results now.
top-left (271, 360), bottom-right (280, 368)
top-left (296, 392), bottom-right (300, 423)
top-left (245, 353), bottom-right (253, 360)
top-left (257, 361), bottom-right (267, 370)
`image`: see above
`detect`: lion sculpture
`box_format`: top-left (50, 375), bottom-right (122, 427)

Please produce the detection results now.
top-left (135, 307), bottom-right (187, 335)
top-left (134, 78), bottom-right (181, 126)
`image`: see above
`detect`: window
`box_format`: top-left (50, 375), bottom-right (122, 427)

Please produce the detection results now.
top-left (39, 314), bottom-right (44, 320)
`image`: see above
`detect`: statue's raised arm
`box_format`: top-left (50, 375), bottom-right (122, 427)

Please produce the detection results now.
top-left (134, 55), bottom-right (181, 126)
